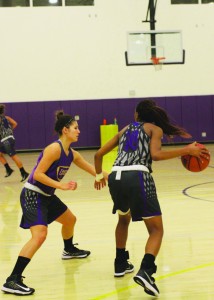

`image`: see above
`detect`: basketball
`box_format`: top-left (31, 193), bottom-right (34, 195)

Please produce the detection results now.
top-left (181, 143), bottom-right (210, 172)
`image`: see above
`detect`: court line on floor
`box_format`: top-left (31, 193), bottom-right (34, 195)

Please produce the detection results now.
top-left (91, 261), bottom-right (214, 299)
top-left (182, 181), bottom-right (214, 202)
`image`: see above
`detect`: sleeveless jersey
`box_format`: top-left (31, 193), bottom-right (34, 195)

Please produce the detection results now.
top-left (113, 122), bottom-right (152, 172)
top-left (27, 140), bottom-right (74, 195)
top-left (0, 115), bottom-right (14, 140)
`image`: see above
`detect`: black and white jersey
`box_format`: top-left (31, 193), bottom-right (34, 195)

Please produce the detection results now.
top-left (113, 122), bottom-right (152, 172)
top-left (0, 115), bottom-right (13, 140)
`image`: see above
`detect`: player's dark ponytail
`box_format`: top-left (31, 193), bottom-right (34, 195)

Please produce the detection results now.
top-left (136, 99), bottom-right (190, 138)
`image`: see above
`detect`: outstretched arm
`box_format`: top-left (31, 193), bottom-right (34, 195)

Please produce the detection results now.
top-left (149, 125), bottom-right (209, 161)
top-left (72, 149), bottom-right (96, 176)
top-left (72, 149), bottom-right (109, 181)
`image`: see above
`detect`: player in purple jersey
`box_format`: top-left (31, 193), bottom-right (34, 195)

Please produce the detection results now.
top-left (1, 110), bottom-right (107, 296)
top-left (94, 99), bottom-right (209, 297)
top-left (0, 104), bottom-right (29, 181)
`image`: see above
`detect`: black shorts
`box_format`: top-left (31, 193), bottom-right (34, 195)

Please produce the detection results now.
top-left (108, 171), bottom-right (162, 222)
top-left (0, 137), bottom-right (16, 156)
top-left (20, 188), bottom-right (68, 229)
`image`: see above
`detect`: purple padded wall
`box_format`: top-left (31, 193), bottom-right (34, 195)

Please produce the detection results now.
top-left (11, 102), bottom-right (29, 149)
top-left (68, 100), bottom-right (87, 148)
top-left (102, 99), bottom-right (119, 126)
top-left (2, 95), bottom-right (214, 151)
top-left (165, 97), bottom-right (182, 123)
top-left (117, 98), bottom-right (138, 129)
top-left (86, 100), bottom-right (103, 147)
top-left (154, 97), bottom-right (166, 109)
top-left (196, 95), bottom-right (213, 142)
top-left (182, 96), bottom-right (199, 142)
top-left (44, 101), bottom-right (61, 146)
top-left (165, 97), bottom-right (183, 143)
top-left (28, 102), bottom-right (46, 149)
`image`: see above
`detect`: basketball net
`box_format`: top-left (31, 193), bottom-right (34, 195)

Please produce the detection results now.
top-left (151, 57), bottom-right (165, 71)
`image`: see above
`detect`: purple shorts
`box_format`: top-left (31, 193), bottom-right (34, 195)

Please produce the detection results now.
top-left (20, 187), bottom-right (68, 229)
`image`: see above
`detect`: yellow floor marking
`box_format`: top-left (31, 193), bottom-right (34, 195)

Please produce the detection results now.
top-left (92, 262), bottom-right (214, 299)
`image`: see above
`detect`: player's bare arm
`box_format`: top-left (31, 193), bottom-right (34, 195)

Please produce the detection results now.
top-left (6, 116), bottom-right (17, 129)
top-left (149, 125), bottom-right (209, 160)
top-left (33, 143), bottom-right (73, 190)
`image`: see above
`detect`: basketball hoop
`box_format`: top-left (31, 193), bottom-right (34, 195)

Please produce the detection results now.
top-left (151, 57), bottom-right (165, 71)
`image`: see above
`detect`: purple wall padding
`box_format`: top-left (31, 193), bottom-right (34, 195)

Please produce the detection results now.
top-left (196, 95), bottom-right (213, 141)
top-left (11, 102), bottom-right (29, 149)
top-left (2, 95), bottom-right (214, 151)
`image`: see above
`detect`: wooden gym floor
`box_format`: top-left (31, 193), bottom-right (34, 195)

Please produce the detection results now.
top-left (0, 144), bottom-right (214, 299)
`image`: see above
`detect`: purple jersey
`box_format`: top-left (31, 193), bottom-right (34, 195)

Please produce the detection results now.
top-left (28, 140), bottom-right (73, 195)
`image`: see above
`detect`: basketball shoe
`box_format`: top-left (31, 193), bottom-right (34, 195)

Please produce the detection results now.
top-left (133, 266), bottom-right (159, 297)
top-left (1, 275), bottom-right (35, 295)
top-left (62, 244), bottom-right (90, 259)
top-left (5, 168), bottom-right (14, 177)
top-left (114, 251), bottom-right (134, 277)
top-left (21, 171), bottom-right (29, 182)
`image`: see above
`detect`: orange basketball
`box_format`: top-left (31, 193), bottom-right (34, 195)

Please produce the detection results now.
top-left (181, 143), bottom-right (210, 172)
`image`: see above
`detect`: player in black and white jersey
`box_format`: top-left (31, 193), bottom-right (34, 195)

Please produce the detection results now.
top-left (94, 99), bottom-right (208, 297)
top-left (0, 104), bottom-right (29, 181)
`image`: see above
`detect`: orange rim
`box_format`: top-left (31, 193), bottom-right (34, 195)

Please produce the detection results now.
top-left (151, 57), bottom-right (165, 65)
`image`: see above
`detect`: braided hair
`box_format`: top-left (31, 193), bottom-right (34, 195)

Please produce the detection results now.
top-left (54, 110), bottom-right (75, 136)
top-left (136, 99), bottom-right (189, 138)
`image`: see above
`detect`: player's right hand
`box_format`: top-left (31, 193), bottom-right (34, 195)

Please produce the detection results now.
top-left (187, 142), bottom-right (209, 158)
top-left (60, 181), bottom-right (77, 191)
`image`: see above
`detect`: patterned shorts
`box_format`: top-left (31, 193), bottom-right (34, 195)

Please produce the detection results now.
top-left (0, 137), bottom-right (16, 156)
top-left (108, 171), bottom-right (162, 222)
top-left (20, 188), bottom-right (68, 229)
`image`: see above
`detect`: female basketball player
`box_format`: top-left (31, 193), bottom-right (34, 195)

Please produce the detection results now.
top-left (94, 99), bottom-right (209, 297)
top-left (0, 104), bottom-right (29, 181)
top-left (1, 110), bottom-right (106, 296)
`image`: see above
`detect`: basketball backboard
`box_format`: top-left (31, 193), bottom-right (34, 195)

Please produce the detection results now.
top-left (125, 30), bottom-right (185, 65)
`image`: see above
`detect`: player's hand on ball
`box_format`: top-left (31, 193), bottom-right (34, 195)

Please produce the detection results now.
top-left (187, 142), bottom-right (209, 158)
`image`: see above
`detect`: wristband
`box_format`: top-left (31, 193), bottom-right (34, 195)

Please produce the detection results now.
top-left (96, 173), bottom-right (104, 182)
